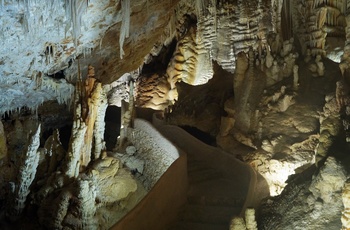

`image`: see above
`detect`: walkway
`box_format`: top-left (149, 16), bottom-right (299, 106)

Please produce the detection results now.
top-left (154, 123), bottom-right (262, 230)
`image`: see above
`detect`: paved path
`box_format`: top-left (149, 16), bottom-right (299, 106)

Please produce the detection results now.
top-left (154, 123), bottom-right (261, 230)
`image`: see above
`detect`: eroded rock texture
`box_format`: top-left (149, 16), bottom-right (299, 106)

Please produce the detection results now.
top-left (6, 125), bottom-right (41, 221)
top-left (259, 157), bottom-right (348, 230)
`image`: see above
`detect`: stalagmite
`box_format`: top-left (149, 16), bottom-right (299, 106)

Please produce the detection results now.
top-left (304, 49), bottom-right (312, 63)
top-left (118, 80), bottom-right (135, 150)
top-left (270, 33), bottom-right (282, 54)
top-left (229, 208), bottom-right (257, 230)
top-left (235, 48), bottom-right (266, 134)
top-left (293, 65), bottom-right (299, 89)
top-left (280, 38), bottom-right (294, 57)
top-left (265, 48), bottom-right (274, 68)
top-left (245, 208), bottom-right (258, 230)
top-left (316, 55), bottom-right (325, 76)
top-left (93, 90), bottom-right (108, 160)
top-left (271, 60), bottom-right (280, 84)
top-left (230, 217), bottom-right (247, 230)
top-left (73, 180), bottom-right (98, 229)
top-left (45, 130), bottom-right (66, 175)
top-left (336, 80), bottom-right (349, 108)
top-left (233, 51), bottom-right (249, 103)
top-left (64, 87), bottom-right (87, 177)
top-left (0, 120), bottom-right (7, 164)
top-left (63, 65), bottom-right (107, 176)
top-left (6, 124), bottom-right (41, 221)
top-left (50, 64), bottom-right (106, 175)
top-left (342, 180), bottom-right (350, 230)
top-left (80, 65), bottom-right (105, 166)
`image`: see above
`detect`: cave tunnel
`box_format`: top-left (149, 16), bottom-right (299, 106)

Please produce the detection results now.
top-left (104, 105), bottom-right (121, 151)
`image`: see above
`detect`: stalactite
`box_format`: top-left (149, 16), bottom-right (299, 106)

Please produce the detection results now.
top-left (64, 0), bottom-right (88, 46)
top-left (195, 0), bottom-right (205, 16)
top-left (119, 0), bottom-right (131, 59)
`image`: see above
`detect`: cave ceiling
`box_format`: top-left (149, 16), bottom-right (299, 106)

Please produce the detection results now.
top-left (0, 0), bottom-right (279, 114)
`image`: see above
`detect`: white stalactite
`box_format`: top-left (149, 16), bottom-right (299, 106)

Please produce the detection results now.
top-left (119, 0), bottom-right (131, 59)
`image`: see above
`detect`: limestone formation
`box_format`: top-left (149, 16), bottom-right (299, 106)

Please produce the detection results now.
top-left (293, 65), bottom-right (299, 89)
top-left (166, 25), bottom-right (214, 86)
top-left (234, 48), bottom-right (266, 134)
top-left (309, 157), bottom-right (347, 203)
top-left (280, 38), bottom-right (294, 57)
top-left (118, 80), bottom-right (135, 150)
top-left (317, 93), bottom-right (342, 162)
top-left (245, 208), bottom-right (258, 230)
top-left (229, 208), bottom-right (257, 230)
top-left (43, 130), bottom-right (66, 175)
top-left (230, 217), bottom-right (247, 230)
top-left (6, 124), bottom-right (41, 221)
top-left (336, 80), bottom-right (350, 108)
top-left (63, 85), bottom-right (88, 178)
top-left (0, 121), bottom-right (7, 164)
top-left (265, 48), bottom-right (274, 69)
top-left (342, 180), bottom-right (350, 230)
top-left (135, 73), bottom-right (178, 111)
top-left (62, 66), bottom-right (108, 176)
top-left (89, 157), bottom-right (138, 206)
top-left (259, 157), bottom-right (348, 230)
top-left (294, 0), bottom-right (328, 56)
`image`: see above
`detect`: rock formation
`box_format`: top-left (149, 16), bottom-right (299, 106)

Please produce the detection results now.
top-left (0, 121), bottom-right (7, 164)
top-left (6, 124), bottom-right (41, 221)
top-left (259, 157), bottom-right (348, 230)
top-left (342, 180), bottom-right (350, 230)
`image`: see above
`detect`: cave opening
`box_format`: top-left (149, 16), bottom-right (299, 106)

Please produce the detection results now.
top-left (104, 105), bottom-right (121, 151)
top-left (58, 125), bottom-right (72, 151)
top-left (47, 70), bottom-right (66, 80)
top-left (141, 38), bottom-right (178, 75)
top-left (180, 125), bottom-right (217, 146)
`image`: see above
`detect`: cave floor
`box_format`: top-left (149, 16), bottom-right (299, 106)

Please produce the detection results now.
top-left (155, 124), bottom-right (267, 230)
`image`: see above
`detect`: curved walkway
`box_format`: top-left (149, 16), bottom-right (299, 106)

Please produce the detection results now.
top-left (153, 118), bottom-right (264, 229)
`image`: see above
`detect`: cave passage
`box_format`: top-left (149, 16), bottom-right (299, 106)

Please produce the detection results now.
top-left (180, 125), bottom-right (217, 146)
top-left (104, 105), bottom-right (121, 151)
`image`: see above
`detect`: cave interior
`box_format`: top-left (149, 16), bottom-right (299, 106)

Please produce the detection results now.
top-left (1, 0), bottom-right (350, 229)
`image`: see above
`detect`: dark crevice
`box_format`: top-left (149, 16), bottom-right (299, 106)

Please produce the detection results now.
top-left (141, 38), bottom-right (178, 76)
top-left (58, 125), bottom-right (72, 151)
top-left (104, 106), bottom-right (121, 151)
top-left (180, 125), bottom-right (217, 146)
top-left (47, 70), bottom-right (65, 80)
